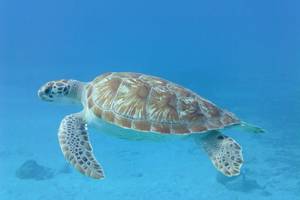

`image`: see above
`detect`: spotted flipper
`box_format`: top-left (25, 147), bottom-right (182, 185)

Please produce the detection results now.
top-left (194, 131), bottom-right (243, 176)
top-left (58, 113), bottom-right (104, 179)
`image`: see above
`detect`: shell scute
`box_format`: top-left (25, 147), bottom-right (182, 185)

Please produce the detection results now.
top-left (221, 112), bottom-right (238, 124)
top-left (167, 83), bottom-right (191, 97)
top-left (178, 97), bottom-right (205, 122)
top-left (86, 85), bottom-right (94, 98)
top-left (113, 78), bottom-right (150, 120)
top-left (139, 75), bottom-right (168, 87)
top-left (114, 72), bottom-right (142, 79)
top-left (171, 123), bottom-right (190, 134)
top-left (147, 86), bottom-right (179, 123)
top-left (91, 106), bottom-right (103, 118)
top-left (132, 120), bottom-right (151, 131)
top-left (114, 115), bottom-right (132, 128)
top-left (93, 77), bottom-right (122, 110)
top-left (93, 72), bottom-right (112, 83)
top-left (151, 123), bottom-right (171, 133)
top-left (189, 124), bottom-right (208, 132)
top-left (87, 97), bottom-right (94, 109)
top-left (200, 100), bottom-right (222, 118)
top-left (102, 111), bottom-right (115, 123)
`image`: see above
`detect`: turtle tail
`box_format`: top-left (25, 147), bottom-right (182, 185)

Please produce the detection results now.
top-left (240, 122), bottom-right (265, 133)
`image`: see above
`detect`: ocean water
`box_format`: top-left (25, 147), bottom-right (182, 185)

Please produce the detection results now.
top-left (1, 0), bottom-right (300, 199)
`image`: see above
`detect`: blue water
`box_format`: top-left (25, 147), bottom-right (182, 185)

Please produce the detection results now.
top-left (1, 0), bottom-right (300, 199)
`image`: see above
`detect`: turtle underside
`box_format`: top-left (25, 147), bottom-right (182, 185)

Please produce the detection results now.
top-left (86, 72), bottom-right (240, 134)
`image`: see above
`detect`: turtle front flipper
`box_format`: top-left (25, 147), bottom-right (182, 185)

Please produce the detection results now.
top-left (194, 131), bottom-right (243, 177)
top-left (58, 113), bottom-right (104, 179)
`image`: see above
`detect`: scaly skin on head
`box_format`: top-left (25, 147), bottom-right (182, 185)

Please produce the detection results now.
top-left (38, 79), bottom-right (85, 104)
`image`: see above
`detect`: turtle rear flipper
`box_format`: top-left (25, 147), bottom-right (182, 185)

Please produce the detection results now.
top-left (240, 122), bottom-right (265, 133)
top-left (194, 131), bottom-right (243, 177)
top-left (58, 113), bottom-right (104, 179)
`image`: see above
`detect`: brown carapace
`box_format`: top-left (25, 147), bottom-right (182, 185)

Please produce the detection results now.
top-left (86, 72), bottom-right (240, 134)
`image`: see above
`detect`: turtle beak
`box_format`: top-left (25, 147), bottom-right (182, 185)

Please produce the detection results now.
top-left (38, 86), bottom-right (53, 102)
top-left (37, 89), bottom-right (45, 99)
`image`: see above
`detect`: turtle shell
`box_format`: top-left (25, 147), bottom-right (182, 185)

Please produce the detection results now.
top-left (86, 72), bottom-right (240, 134)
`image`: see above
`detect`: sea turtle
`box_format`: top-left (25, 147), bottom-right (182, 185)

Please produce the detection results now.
top-left (38, 72), bottom-right (263, 179)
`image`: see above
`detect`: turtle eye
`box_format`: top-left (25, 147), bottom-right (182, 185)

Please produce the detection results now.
top-left (44, 87), bottom-right (51, 95)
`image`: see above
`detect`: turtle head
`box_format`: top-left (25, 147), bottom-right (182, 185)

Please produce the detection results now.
top-left (38, 79), bottom-right (84, 104)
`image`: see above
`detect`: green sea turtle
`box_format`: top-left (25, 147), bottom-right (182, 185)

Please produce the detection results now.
top-left (38, 72), bottom-right (263, 179)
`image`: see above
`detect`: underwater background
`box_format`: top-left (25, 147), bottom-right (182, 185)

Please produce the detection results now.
top-left (1, 0), bottom-right (300, 199)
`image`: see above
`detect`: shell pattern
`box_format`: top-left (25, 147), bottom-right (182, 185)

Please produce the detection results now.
top-left (86, 72), bottom-right (240, 134)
